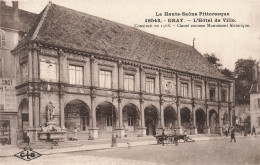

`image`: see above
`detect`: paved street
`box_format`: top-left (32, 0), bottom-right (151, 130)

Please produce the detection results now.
top-left (0, 136), bottom-right (259, 165)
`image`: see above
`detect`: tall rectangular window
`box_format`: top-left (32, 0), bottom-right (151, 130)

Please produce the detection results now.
top-left (195, 86), bottom-right (202, 99)
top-left (210, 88), bottom-right (216, 101)
top-left (0, 58), bottom-right (2, 78)
top-left (0, 30), bottom-right (6, 48)
top-left (221, 90), bottom-right (227, 102)
top-left (258, 98), bottom-right (260, 109)
top-left (0, 88), bottom-right (4, 110)
top-left (99, 70), bottom-right (112, 88)
top-left (124, 74), bottom-right (134, 91)
top-left (258, 117), bottom-right (260, 127)
top-left (128, 117), bottom-right (134, 126)
top-left (145, 78), bottom-right (155, 93)
top-left (107, 117), bottom-right (112, 126)
top-left (69, 65), bottom-right (83, 85)
top-left (180, 83), bottom-right (188, 97)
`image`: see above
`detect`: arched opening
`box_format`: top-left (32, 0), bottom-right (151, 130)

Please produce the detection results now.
top-left (209, 109), bottom-right (218, 134)
top-left (123, 104), bottom-right (140, 131)
top-left (17, 99), bottom-right (29, 141)
top-left (96, 102), bottom-right (117, 136)
top-left (64, 100), bottom-right (90, 140)
top-left (164, 106), bottom-right (177, 130)
top-left (144, 105), bottom-right (158, 136)
top-left (196, 109), bottom-right (206, 134)
top-left (180, 107), bottom-right (191, 130)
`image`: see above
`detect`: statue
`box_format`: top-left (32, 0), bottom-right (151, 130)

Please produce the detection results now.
top-left (46, 101), bottom-right (55, 122)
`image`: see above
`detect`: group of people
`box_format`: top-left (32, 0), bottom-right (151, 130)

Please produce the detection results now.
top-left (229, 125), bottom-right (257, 142)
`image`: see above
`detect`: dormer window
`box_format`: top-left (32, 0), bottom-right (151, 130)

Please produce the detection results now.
top-left (0, 29), bottom-right (6, 48)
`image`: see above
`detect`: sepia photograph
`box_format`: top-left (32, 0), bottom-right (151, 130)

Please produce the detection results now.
top-left (0, 0), bottom-right (259, 164)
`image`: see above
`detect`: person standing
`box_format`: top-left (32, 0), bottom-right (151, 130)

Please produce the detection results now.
top-left (73, 127), bottom-right (78, 141)
top-left (162, 129), bottom-right (166, 146)
top-left (230, 127), bottom-right (236, 142)
top-left (251, 126), bottom-right (257, 136)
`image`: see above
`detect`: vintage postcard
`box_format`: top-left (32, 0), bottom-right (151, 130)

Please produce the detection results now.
top-left (0, 0), bottom-right (259, 164)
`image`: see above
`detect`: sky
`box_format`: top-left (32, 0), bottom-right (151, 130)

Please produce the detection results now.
top-left (5, 0), bottom-right (260, 70)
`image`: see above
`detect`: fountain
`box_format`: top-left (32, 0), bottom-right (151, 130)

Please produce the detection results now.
top-left (38, 102), bottom-right (66, 141)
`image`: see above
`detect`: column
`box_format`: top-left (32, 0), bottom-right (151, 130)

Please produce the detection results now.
top-left (89, 97), bottom-right (98, 140)
top-left (140, 66), bottom-right (145, 93)
top-left (34, 94), bottom-right (40, 127)
top-left (28, 94), bottom-right (33, 128)
top-left (191, 77), bottom-right (196, 134)
top-left (160, 100), bottom-right (164, 129)
top-left (32, 43), bottom-right (39, 80)
top-left (138, 99), bottom-right (146, 136)
top-left (193, 106), bottom-right (197, 134)
top-left (90, 56), bottom-right (98, 87)
top-left (118, 61), bottom-right (123, 91)
top-left (116, 97), bottom-right (125, 138)
top-left (28, 46), bottom-right (33, 81)
top-left (205, 80), bottom-right (210, 134)
top-left (206, 108), bottom-right (210, 134)
top-left (59, 93), bottom-right (65, 129)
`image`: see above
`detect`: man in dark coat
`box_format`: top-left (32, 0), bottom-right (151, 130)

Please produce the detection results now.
top-left (251, 126), bottom-right (256, 136)
top-left (162, 129), bottom-right (166, 146)
top-left (230, 127), bottom-right (236, 142)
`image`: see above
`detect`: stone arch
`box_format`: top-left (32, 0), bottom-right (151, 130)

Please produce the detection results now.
top-left (144, 104), bottom-right (159, 136)
top-left (96, 101), bottom-right (117, 133)
top-left (17, 98), bottom-right (29, 141)
top-left (95, 99), bottom-right (118, 112)
top-left (209, 109), bottom-right (218, 134)
top-left (64, 99), bottom-right (91, 138)
top-left (180, 107), bottom-right (192, 130)
top-left (195, 108), bottom-right (206, 134)
top-left (163, 106), bottom-right (177, 129)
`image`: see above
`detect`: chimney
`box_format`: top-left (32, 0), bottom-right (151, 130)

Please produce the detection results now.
top-left (12, 1), bottom-right (19, 21)
top-left (0, 1), bottom-right (6, 7)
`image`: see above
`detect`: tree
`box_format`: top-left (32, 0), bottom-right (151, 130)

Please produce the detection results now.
top-left (203, 53), bottom-right (222, 69)
top-left (220, 68), bottom-right (234, 79)
top-left (234, 59), bottom-right (256, 105)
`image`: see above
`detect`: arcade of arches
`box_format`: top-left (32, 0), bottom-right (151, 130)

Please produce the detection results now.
top-left (16, 97), bottom-right (230, 140)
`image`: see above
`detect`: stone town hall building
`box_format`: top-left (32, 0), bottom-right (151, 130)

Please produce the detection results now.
top-left (11, 2), bottom-right (235, 143)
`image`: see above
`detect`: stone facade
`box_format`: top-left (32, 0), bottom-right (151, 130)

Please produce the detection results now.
top-left (13, 44), bottom-right (235, 141)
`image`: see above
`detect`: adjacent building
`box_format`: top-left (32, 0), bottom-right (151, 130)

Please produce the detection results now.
top-left (0, 1), bottom-right (37, 144)
top-left (11, 2), bottom-right (235, 143)
top-left (250, 63), bottom-right (260, 133)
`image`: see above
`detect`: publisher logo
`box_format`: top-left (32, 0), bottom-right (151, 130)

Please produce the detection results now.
top-left (14, 148), bottom-right (42, 161)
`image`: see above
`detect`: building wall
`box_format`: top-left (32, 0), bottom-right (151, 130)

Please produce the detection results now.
top-left (13, 45), bottom-right (235, 141)
top-left (250, 93), bottom-right (260, 133)
top-left (0, 28), bottom-right (18, 145)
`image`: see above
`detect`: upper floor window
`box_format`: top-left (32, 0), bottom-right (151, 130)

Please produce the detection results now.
top-left (195, 86), bottom-right (202, 99)
top-left (99, 70), bottom-right (112, 88)
top-left (69, 65), bottom-right (83, 85)
top-left (124, 74), bottom-right (134, 91)
top-left (221, 90), bottom-right (227, 102)
top-left (0, 29), bottom-right (6, 48)
top-left (0, 88), bottom-right (4, 110)
top-left (210, 88), bottom-right (216, 101)
top-left (145, 77), bottom-right (155, 93)
top-left (40, 59), bottom-right (57, 82)
top-left (180, 83), bottom-right (188, 97)
top-left (0, 58), bottom-right (2, 78)
top-left (258, 98), bottom-right (260, 109)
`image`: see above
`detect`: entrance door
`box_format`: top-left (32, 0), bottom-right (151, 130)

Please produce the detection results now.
top-left (146, 118), bottom-right (155, 136)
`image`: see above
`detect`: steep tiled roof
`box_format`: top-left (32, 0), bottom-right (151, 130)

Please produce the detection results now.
top-left (0, 4), bottom-right (37, 32)
top-left (16, 2), bottom-right (229, 81)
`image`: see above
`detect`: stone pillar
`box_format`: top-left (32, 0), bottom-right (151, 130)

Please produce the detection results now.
top-left (60, 92), bottom-right (66, 130)
top-left (138, 99), bottom-right (146, 136)
top-left (33, 93), bottom-right (40, 128)
top-left (118, 61), bottom-right (123, 91)
top-left (116, 97), bottom-right (125, 138)
top-left (140, 66), bottom-right (145, 93)
top-left (89, 96), bottom-right (98, 140)
top-left (206, 108), bottom-right (210, 134)
top-left (159, 100), bottom-right (164, 129)
top-left (28, 47), bottom-right (33, 82)
top-left (91, 56), bottom-right (98, 87)
top-left (32, 43), bottom-right (39, 80)
top-left (28, 93), bottom-right (33, 128)
top-left (193, 105), bottom-right (197, 134)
